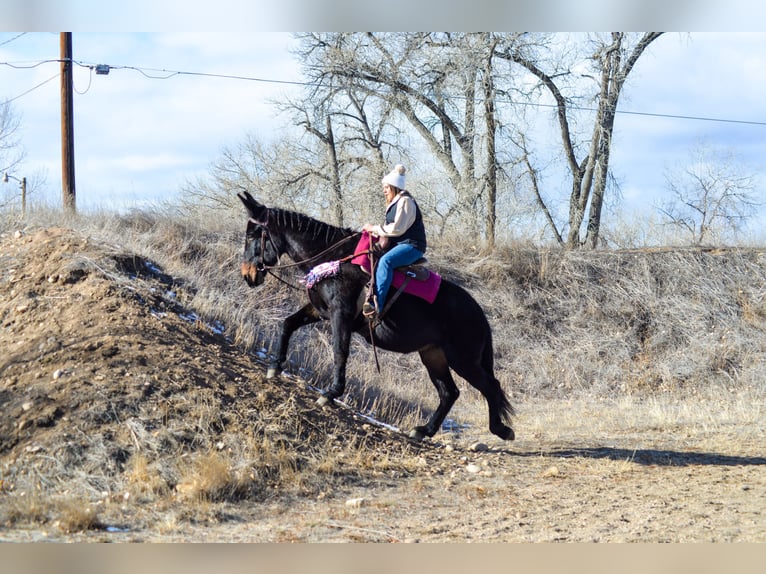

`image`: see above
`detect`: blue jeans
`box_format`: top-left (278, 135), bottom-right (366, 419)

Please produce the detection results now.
top-left (374, 243), bottom-right (424, 310)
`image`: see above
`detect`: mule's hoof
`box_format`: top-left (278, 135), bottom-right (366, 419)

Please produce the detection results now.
top-left (266, 367), bottom-right (281, 380)
top-left (495, 426), bottom-right (515, 441)
top-left (407, 428), bottom-right (427, 441)
top-left (316, 395), bottom-right (333, 407)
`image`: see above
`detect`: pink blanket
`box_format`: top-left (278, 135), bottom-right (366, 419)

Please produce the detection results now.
top-left (351, 231), bottom-right (441, 304)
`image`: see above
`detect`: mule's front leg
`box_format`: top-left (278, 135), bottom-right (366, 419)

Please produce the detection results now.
top-left (317, 310), bottom-right (354, 406)
top-left (268, 304), bottom-right (320, 379)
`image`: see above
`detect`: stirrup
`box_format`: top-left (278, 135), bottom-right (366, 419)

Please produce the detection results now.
top-left (362, 300), bottom-right (377, 318)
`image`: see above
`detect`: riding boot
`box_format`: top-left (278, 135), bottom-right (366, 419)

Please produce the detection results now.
top-left (362, 298), bottom-right (377, 318)
top-left (362, 277), bottom-right (378, 318)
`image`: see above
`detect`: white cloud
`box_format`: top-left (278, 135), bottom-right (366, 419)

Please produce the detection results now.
top-left (2, 32), bottom-right (303, 205)
top-left (609, 33), bottom-right (766, 212)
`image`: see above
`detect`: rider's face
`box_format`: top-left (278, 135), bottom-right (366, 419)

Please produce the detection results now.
top-left (383, 184), bottom-right (396, 204)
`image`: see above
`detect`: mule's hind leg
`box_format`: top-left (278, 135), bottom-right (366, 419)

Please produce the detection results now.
top-left (269, 304), bottom-right (321, 379)
top-left (449, 358), bottom-right (515, 441)
top-left (409, 346), bottom-right (460, 441)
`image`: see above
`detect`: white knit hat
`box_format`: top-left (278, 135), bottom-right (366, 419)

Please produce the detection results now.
top-left (382, 164), bottom-right (406, 190)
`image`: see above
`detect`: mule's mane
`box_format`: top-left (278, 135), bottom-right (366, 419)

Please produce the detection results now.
top-left (269, 207), bottom-right (356, 247)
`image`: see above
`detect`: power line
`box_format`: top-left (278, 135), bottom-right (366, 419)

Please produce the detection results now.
top-left (73, 60), bottom-right (307, 87)
top-left (3, 56), bottom-right (766, 128)
top-left (0, 59), bottom-right (60, 69)
top-left (68, 60), bottom-right (766, 128)
top-left (615, 107), bottom-right (766, 127)
top-left (0, 32), bottom-right (27, 48)
top-left (514, 99), bottom-right (766, 127)
top-left (5, 73), bottom-right (59, 103)
top-left (2, 57), bottom-right (306, 86)
top-left (73, 66), bottom-right (93, 95)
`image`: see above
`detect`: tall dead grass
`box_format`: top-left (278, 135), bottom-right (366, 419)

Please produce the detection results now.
top-left (6, 205), bottom-right (766, 411)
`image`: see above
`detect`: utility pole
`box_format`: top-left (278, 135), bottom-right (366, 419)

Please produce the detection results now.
top-left (20, 176), bottom-right (26, 215)
top-left (60, 32), bottom-right (76, 212)
top-left (2, 172), bottom-right (26, 215)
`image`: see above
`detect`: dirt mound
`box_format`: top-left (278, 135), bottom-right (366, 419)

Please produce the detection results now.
top-left (0, 228), bottom-right (430, 510)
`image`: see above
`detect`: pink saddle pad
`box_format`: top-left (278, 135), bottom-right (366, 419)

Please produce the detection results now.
top-left (351, 232), bottom-right (441, 304)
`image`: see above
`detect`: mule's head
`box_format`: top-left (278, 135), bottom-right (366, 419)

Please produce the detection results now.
top-left (238, 192), bottom-right (278, 288)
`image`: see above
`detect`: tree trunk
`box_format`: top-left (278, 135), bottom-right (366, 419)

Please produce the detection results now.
top-left (325, 115), bottom-right (344, 227)
top-left (499, 33), bottom-right (663, 249)
top-left (483, 35), bottom-right (499, 251)
top-left (584, 33), bottom-right (663, 248)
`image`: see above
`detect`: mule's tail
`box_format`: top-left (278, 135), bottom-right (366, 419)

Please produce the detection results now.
top-left (495, 376), bottom-right (516, 421)
top-left (483, 332), bottom-right (516, 421)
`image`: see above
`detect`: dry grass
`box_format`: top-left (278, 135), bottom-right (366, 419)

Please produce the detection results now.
top-left (1, 493), bottom-right (101, 534)
top-left (7, 204), bottom-right (766, 422)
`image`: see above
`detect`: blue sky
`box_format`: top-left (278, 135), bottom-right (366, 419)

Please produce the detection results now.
top-left (1, 29), bottom-right (766, 239)
top-left (603, 33), bottom-right (766, 214)
top-left (1, 32), bottom-right (302, 209)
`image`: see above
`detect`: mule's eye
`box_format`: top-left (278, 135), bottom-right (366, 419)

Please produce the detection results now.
top-left (246, 224), bottom-right (264, 242)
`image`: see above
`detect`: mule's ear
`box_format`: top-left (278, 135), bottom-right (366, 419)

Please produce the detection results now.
top-left (237, 191), bottom-right (268, 223)
top-left (237, 190), bottom-right (259, 209)
top-left (237, 192), bottom-right (251, 209)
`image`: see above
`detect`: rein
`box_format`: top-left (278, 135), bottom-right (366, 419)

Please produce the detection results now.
top-left (250, 214), bottom-right (384, 372)
top-left (252, 218), bottom-right (363, 290)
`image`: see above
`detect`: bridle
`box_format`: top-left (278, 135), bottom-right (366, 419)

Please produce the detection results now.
top-left (248, 216), bottom-right (365, 290)
top-left (249, 218), bottom-right (299, 289)
top-left (251, 218), bottom-right (278, 274)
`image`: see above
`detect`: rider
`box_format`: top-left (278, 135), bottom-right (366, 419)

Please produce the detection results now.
top-left (362, 164), bottom-right (427, 317)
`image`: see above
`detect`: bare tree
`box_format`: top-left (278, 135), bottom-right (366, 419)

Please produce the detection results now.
top-left (513, 132), bottom-right (564, 245)
top-left (0, 99), bottom-right (24, 175)
top-left (283, 90), bottom-right (407, 226)
top-left (278, 36), bottom-right (425, 225)
top-left (658, 141), bottom-right (760, 245)
top-left (482, 33), bottom-right (501, 251)
top-left (496, 32), bottom-right (663, 248)
top-left (297, 32), bottom-right (664, 249)
top-left (179, 134), bottom-right (311, 214)
top-left (0, 99), bottom-right (28, 212)
top-left (295, 32), bottom-right (510, 245)
top-left (190, 33), bottom-right (665, 250)
top-left (288, 103), bottom-right (346, 225)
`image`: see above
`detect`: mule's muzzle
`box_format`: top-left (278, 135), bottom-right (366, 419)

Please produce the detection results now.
top-left (241, 261), bottom-right (264, 287)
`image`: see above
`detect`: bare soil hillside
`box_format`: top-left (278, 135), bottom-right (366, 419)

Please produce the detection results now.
top-left (1, 227), bottom-right (765, 542)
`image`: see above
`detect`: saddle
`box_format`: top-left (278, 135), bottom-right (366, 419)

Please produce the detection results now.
top-left (351, 232), bottom-right (441, 319)
top-left (398, 259), bottom-right (430, 281)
